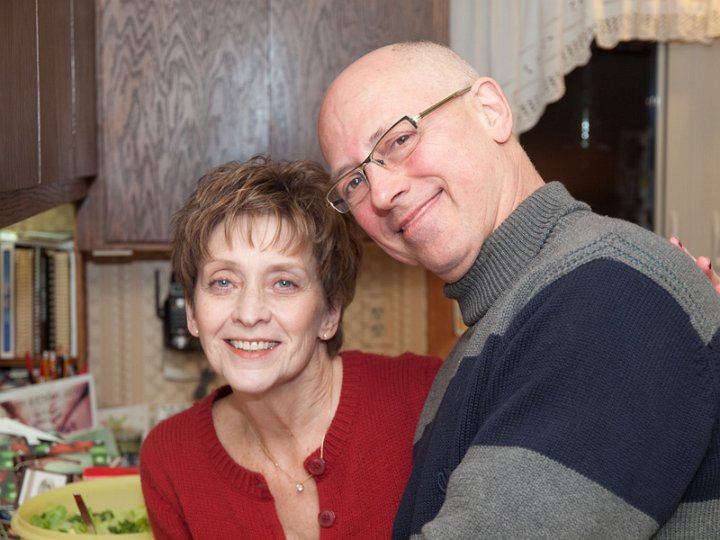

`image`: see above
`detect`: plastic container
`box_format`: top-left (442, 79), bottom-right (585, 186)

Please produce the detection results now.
top-left (10, 475), bottom-right (153, 540)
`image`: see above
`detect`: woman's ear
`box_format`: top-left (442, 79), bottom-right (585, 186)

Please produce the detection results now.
top-left (320, 302), bottom-right (342, 340)
top-left (469, 77), bottom-right (514, 143)
top-left (186, 300), bottom-right (198, 336)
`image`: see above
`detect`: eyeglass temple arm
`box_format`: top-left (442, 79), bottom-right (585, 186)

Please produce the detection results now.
top-left (413, 86), bottom-right (472, 123)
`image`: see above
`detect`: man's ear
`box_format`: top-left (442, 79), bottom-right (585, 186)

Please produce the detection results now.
top-left (469, 77), bottom-right (514, 143)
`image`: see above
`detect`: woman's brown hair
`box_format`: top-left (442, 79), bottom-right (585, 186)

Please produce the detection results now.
top-left (172, 155), bottom-right (362, 355)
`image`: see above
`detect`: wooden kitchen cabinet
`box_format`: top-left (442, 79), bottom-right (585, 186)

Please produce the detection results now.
top-left (76, 0), bottom-right (448, 251)
top-left (0, 0), bottom-right (97, 229)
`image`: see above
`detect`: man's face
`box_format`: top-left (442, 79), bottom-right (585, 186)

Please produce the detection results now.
top-left (319, 64), bottom-right (509, 283)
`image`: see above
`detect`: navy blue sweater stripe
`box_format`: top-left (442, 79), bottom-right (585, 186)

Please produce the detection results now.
top-left (399, 260), bottom-right (717, 533)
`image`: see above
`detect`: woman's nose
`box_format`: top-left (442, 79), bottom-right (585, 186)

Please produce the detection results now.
top-left (231, 287), bottom-right (271, 325)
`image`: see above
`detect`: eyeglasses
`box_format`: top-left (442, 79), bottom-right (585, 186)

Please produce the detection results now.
top-left (326, 86), bottom-right (472, 214)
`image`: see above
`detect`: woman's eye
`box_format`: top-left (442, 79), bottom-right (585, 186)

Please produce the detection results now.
top-left (276, 279), bottom-right (297, 289)
top-left (210, 278), bottom-right (231, 289)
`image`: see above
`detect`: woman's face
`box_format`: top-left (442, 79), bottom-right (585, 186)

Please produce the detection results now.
top-left (186, 214), bottom-right (339, 396)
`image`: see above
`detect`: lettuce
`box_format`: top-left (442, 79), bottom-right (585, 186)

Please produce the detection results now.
top-left (30, 504), bottom-right (150, 534)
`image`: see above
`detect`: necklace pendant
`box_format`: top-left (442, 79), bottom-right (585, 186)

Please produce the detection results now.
top-left (296, 482), bottom-right (304, 493)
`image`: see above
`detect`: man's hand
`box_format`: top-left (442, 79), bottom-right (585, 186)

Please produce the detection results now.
top-left (670, 237), bottom-right (720, 295)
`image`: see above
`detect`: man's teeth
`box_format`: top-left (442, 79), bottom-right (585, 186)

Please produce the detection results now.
top-left (229, 340), bottom-right (278, 351)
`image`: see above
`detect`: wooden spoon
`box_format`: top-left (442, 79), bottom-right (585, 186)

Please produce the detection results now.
top-left (73, 492), bottom-right (96, 534)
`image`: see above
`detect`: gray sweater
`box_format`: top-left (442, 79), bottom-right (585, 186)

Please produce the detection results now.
top-left (394, 182), bottom-right (720, 539)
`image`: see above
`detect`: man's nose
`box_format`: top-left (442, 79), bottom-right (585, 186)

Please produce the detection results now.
top-left (365, 164), bottom-right (410, 210)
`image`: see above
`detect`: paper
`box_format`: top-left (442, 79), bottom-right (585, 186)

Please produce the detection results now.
top-left (0, 417), bottom-right (61, 445)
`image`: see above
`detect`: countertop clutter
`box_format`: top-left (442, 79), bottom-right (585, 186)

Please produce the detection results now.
top-left (0, 377), bottom-right (146, 538)
top-left (10, 476), bottom-right (150, 539)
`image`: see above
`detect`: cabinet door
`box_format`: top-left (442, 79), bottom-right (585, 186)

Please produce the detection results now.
top-left (269, 0), bottom-right (448, 162)
top-left (78, 0), bottom-right (270, 249)
top-left (0, 0), bottom-right (39, 191)
top-left (38, 0), bottom-right (75, 187)
top-left (77, 0), bottom-right (448, 250)
top-left (0, 0), bottom-right (97, 228)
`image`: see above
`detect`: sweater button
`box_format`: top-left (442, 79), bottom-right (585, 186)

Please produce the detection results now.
top-left (308, 457), bottom-right (326, 476)
top-left (318, 510), bottom-right (335, 528)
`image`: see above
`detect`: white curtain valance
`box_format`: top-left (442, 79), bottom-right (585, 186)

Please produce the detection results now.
top-left (450, 0), bottom-right (720, 134)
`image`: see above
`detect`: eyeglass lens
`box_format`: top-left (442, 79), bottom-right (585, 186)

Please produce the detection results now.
top-left (335, 118), bottom-right (419, 209)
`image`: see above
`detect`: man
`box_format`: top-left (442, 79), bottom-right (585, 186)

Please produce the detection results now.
top-left (318, 42), bottom-right (720, 539)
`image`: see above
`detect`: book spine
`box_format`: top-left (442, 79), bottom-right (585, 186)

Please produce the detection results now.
top-left (14, 247), bottom-right (34, 358)
top-left (44, 251), bottom-right (56, 352)
top-left (1, 242), bottom-right (15, 359)
top-left (52, 250), bottom-right (71, 357)
top-left (33, 246), bottom-right (43, 357)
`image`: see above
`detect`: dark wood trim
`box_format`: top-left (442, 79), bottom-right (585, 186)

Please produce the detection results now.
top-left (73, 0), bottom-right (98, 179)
top-left (0, 177), bottom-right (93, 228)
top-left (426, 270), bottom-right (458, 359)
top-left (73, 229), bottom-right (87, 373)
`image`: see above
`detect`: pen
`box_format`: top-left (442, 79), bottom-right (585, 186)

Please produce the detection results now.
top-left (24, 351), bottom-right (35, 384)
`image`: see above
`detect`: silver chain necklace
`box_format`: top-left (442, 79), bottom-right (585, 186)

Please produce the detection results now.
top-left (247, 366), bottom-right (334, 493)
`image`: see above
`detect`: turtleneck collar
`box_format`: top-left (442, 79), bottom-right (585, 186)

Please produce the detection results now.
top-left (444, 182), bottom-right (589, 326)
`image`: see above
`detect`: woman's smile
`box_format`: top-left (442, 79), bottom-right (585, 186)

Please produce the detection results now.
top-left (228, 339), bottom-right (280, 352)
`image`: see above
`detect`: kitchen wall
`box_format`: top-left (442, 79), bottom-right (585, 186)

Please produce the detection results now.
top-left (86, 243), bottom-right (428, 410)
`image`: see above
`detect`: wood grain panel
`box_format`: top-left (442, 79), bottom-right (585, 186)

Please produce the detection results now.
top-left (269, 0), bottom-right (446, 163)
top-left (38, 0), bottom-right (74, 186)
top-left (98, 0), bottom-right (269, 244)
top-left (0, 0), bottom-right (39, 191)
top-left (433, 0), bottom-right (449, 45)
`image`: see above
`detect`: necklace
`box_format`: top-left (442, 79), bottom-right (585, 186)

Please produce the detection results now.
top-left (247, 366), bottom-right (334, 493)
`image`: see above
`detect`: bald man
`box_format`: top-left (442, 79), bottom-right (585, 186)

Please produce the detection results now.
top-left (319, 42), bottom-right (720, 539)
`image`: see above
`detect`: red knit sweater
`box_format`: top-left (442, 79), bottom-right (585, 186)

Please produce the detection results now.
top-left (140, 350), bottom-right (441, 539)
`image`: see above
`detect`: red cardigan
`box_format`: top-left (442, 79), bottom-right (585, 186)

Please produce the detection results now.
top-left (140, 350), bottom-right (441, 539)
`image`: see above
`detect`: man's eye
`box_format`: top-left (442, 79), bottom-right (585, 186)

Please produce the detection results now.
top-left (393, 133), bottom-right (412, 147)
top-left (379, 129), bottom-right (416, 160)
top-left (343, 173), bottom-right (366, 196)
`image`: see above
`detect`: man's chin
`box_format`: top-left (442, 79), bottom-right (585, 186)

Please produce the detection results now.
top-left (375, 242), bottom-right (419, 268)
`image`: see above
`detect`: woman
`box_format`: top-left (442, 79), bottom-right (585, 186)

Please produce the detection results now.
top-left (139, 156), bottom-right (442, 539)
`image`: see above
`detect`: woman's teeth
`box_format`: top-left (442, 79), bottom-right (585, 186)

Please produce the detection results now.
top-left (229, 340), bottom-right (278, 351)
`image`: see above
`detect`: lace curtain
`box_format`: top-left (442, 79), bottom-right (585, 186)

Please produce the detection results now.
top-left (450, 0), bottom-right (720, 134)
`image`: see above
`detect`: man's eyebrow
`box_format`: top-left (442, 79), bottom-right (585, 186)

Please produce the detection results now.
top-left (331, 124), bottom-right (392, 180)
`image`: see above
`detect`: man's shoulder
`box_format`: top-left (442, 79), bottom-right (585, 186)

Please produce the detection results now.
top-left (529, 213), bottom-right (720, 322)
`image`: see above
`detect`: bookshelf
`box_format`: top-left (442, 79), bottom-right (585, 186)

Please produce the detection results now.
top-left (0, 204), bottom-right (85, 374)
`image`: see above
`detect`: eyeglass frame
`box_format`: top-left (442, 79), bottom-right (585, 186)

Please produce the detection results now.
top-left (326, 85), bottom-right (473, 214)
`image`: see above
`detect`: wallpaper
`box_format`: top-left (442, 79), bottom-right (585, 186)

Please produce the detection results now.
top-left (85, 243), bottom-right (427, 419)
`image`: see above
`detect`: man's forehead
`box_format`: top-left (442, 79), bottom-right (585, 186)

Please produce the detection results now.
top-left (321, 87), bottom-right (382, 163)
top-left (322, 81), bottom-right (421, 172)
